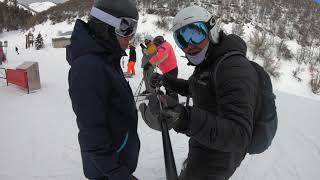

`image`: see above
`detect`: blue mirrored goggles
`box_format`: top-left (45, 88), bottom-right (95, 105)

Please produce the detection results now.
top-left (173, 22), bottom-right (209, 49)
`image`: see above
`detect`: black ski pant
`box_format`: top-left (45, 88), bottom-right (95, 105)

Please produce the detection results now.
top-left (179, 171), bottom-right (229, 180)
top-left (90, 175), bottom-right (138, 180)
top-left (143, 65), bottom-right (155, 93)
top-left (179, 165), bottom-right (230, 180)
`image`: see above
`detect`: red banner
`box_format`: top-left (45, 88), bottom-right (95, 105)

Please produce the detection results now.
top-left (6, 69), bottom-right (28, 89)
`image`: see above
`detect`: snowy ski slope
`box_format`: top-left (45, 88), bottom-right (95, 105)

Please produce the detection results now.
top-left (0, 14), bottom-right (320, 180)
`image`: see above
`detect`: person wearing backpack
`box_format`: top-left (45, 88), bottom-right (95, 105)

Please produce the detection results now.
top-left (140, 37), bottom-right (157, 95)
top-left (140, 6), bottom-right (277, 180)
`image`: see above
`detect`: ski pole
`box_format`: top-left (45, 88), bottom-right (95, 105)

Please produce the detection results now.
top-left (135, 79), bottom-right (144, 103)
top-left (156, 86), bottom-right (178, 180)
top-left (186, 95), bottom-right (190, 107)
top-left (121, 56), bottom-right (125, 69)
top-left (134, 78), bottom-right (144, 97)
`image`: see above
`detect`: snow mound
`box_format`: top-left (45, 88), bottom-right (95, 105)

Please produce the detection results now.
top-left (29, 1), bottom-right (56, 13)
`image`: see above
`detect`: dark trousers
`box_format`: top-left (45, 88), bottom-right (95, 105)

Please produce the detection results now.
top-left (143, 65), bottom-right (155, 93)
top-left (165, 67), bottom-right (179, 102)
top-left (179, 167), bottom-right (229, 180)
top-left (90, 175), bottom-right (138, 180)
top-left (178, 158), bottom-right (231, 180)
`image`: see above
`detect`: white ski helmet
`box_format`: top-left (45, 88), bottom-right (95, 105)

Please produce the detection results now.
top-left (171, 6), bottom-right (220, 44)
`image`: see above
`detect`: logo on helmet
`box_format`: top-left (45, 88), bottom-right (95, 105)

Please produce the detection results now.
top-left (209, 17), bottom-right (216, 27)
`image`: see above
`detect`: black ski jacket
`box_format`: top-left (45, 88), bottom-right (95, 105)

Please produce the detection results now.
top-left (163, 33), bottom-right (259, 177)
top-left (66, 20), bottom-right (140, 180)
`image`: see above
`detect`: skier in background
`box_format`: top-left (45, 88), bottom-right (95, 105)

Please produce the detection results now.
top-left (127, 44), bottom-right (137, 76)
top-left (0, 47), bottom-right (6, 65)
top-left (15, 46), bottom-right (19, 55)
top-left (148, 35), bottom-right (179, 101)
top-left (140, 37), bottom-right (157, 95)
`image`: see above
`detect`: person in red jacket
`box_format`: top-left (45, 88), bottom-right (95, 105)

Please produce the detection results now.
top-left (149, 36), bottom-right (179, 101)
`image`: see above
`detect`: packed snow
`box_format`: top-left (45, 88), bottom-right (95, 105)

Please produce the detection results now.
top-left (0, 14), bottom-right (320, 180)
top-left (28, 1), bottom-right (56, 13)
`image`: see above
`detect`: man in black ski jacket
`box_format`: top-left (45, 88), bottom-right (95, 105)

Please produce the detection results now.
top-left (140, 6), bottom-right (259, 180)
top-left (67, 0), bottom-right (140, 179)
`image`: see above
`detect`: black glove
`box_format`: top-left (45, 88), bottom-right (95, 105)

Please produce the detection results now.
top-left (150, 73), bottom-right (164, 88)
top-left (139, 95), bottom-right (186, 132)
top-left (132, 175), bottom-right (139, 180)
top-left (159, 95), bottom-right (186, 129)
top-left (139, 94), bottom-right (161, 131)
top-left (140, 43), bottom-right (146, 49)
top-left (147, 94), bottom-right (160, 114)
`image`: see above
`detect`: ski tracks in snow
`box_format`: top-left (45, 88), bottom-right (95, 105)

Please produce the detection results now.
top-left (296, 131), bottom-right (320, 161)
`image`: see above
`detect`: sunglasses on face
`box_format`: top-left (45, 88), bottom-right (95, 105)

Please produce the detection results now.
top-left (173, 22), bottom-right (208, 49)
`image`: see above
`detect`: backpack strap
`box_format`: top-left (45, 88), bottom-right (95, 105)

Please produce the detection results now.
top-left (211, 51), bottom-right (247, 115)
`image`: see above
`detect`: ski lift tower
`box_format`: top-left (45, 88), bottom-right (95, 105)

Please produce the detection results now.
top-left (25, 32), bottom-right (34, 49)
top-left (3, 41), bottom-right (8, 55)
top-left (0, 40), bottom-right (8, 51)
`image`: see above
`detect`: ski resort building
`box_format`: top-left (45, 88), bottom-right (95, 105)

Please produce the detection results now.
top-left (52, 31), bottom-right (72, 48)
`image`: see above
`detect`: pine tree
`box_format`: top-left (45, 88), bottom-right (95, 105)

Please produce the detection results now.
top-left (35, 33), bottom-right (44, 50)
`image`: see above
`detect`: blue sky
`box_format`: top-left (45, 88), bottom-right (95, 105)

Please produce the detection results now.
top-left (314, 0), bottom-right (320, 4)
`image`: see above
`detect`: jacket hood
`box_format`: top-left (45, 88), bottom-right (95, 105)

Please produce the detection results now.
top-left (66, 19), bottom-right (124, 65)
top-left (194, 31), bottom-right (247, 67)
top-left (211, 32), bottom-right (247, 58)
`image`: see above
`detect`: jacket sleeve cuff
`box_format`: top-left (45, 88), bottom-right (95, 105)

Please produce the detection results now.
top-left (108, 166), bottom-right (131, 180)
top-left (173, 106), bottom-right (190, 133)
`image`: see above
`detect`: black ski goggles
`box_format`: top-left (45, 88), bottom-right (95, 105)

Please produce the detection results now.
top-left (90, 7), bottom-right (138, 37)
top-left (115, 17), bottom-right (138, 37)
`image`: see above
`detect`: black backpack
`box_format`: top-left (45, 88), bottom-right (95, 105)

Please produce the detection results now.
top-left (211, 51), bottom-right (278, 154)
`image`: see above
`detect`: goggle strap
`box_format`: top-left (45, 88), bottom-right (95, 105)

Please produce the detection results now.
top-left (90, 7), bottom-right (121, 29)
top-left (205, 16), bottom-right (216, 31)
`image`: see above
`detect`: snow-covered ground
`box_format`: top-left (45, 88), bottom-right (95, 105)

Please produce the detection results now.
top-left (29, 1), bottom-right (56, 13)
top-left (0, 14), bottom-right (320, 179)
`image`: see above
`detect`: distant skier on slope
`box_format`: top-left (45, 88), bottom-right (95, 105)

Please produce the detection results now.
top-left (140, 6), bottom-right (277, 180)
top-left (127, 44), bottom-right (137, 76)
top-left (0, 47), bottom-right (6, 64)
top-left (67, 0), bottom-right (140, 179)
top-left (140, 37), bottom-right (157, 95)
top-left (148, 36), bottom-right (179, 101)
top-left (15, 46), bottom-right (19, 55)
